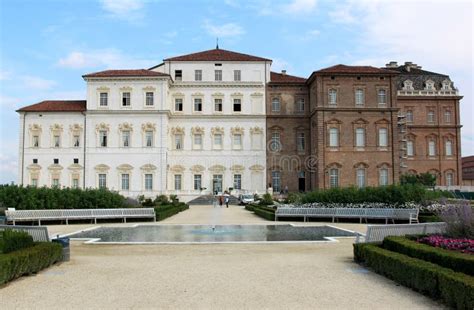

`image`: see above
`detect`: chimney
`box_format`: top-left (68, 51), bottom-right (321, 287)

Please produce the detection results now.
top-left (281, 70), bottom-right (287, 75)
top-left (385, 61), bottom-right (398, 68)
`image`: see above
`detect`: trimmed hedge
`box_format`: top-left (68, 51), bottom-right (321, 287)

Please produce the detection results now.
top-left (0, 242), bottom-right (63, 285)
top-left (0, 184), bottom-right (128, 210)
top-left (383, 236), bottom-right (474, 276)
top-left (0, 230), bottom-right (34, 254)
top-left (354, 243), bottom-right (474, 309)
top-left (245, 204), bottom-right (275, 221)
top-left (154, 203), bottom-right (189, 221)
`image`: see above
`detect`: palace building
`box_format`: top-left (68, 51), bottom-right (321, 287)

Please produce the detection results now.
top-left (16, 48), bottom-right (463, 201)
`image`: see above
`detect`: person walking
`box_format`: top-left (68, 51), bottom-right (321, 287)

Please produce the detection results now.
top-left (219, 195), bottom-right (223, 207)
top-left (224, 192), bottom-right (230, 208)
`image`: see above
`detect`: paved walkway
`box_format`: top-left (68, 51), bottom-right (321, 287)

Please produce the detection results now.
top-left (0, 205), bottom-right (443, 309)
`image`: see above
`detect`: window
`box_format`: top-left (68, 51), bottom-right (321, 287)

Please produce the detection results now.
top-left (233, 134), bottom-right (242, 149)
top-left (442, 80), bottom-right (451, 90)
top-left (428, 140), bottom-right (436, 156)
top-left (72, 178), bottom-right (79, 189)
top-left (54, 135), bottom-right (60, 148)
top-left (427, 110), bottom-right (435, 123)
top-left (425, 81), bottom-right (434, 90)
top-left (32, 135), bottom-right (39, 148)
top-left (175, 98), bottom-right (183, 111)
top-left (145, 92), bottom-right (154, 106)
top-left (446, 172), bottom-right (454, 186)
top-left (445, 140), bottom-right (453, 156)
top-left (329, 128), bottom-right (339, 147)
top-left (297, 133), bottom-right (305, 152)
top-left (328, 89), bottom-right (337, 105)
top-left (272, 98), bottom-right (280, 112)
top-left (270, 132), bottom-right (281, 152)
top-left (99, 92), bottom-right (108, 106)
top-left (194, 98), bottom-right (202, 112)
top-left (73, 158), bottom-right (79, 164)
top-left (31, 178), bottom-right (38, 187)
top-left (406, 110), bottom-right (414, 123)
top-left (356, 168), bottom-right (366, 188)
top-left (73, 135), bottom-right (80, 147)
top-left (214, 134), bottom-right (223, 148)
top-left (403, 80), bottom-right (414, 91)
top-left (98, 174), bottom-right (107, 189)
top-left (233, 174), bottom-right (242, 190)
top-left (214, 98), bottom-right (223, 112)
top-left (174, 174), bottom-right (182, 190)
top-left (297, 98), bottom-right (305, 112)
top-left (407, 141), bottom-right (414, 156)
top-left (145, 131), bottom-right (153, 147)
top-left (52, 178), bottom-right (60, 187)
top-left (234, 70), bottom-right (241, 81)
top-left (272, 171), bottom-right (281, 192)
top-left (122, 92), bottom-right (131, 107)
top-left (329, 168), bottom-right (339, 188)
top-left (33, 159), bottom-right (38, 164)
top-left (195, 70), bottom-right (202, 81)
top-left (175, 70), bottom-right (182, 81)
top-left (215, 70), bottom-right (222, 81)
top-left (378, 89), bottom-right (387, 105)
top-left (54, 158), bottom-right (59, 164)
top-left (378, 128), bottom-right (388, 147)
top-left (379, 169), bottom-right (389, 186)
top-left (145, 174), bottom-right (153, 190)
top-left (174, 134), bottom-right (183, 150)
top-left (233, 98), bottom-right (241, 112)
top-left (121, 174), bottom-right (130, 190)
top-left (122, 131), bottom-right (130, 147)
top-left (194, 134), bottom-right (202, 149)
top-left (356, 128), bottom-right (365, 147)
top-left (355, 89), bottom-right (364, 106)
top-left (444, 110), bottom-right (452, 123)
top-left (194, 174), bottom-right (202, 190)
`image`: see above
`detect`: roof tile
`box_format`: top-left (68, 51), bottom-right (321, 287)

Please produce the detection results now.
top-left (83, 69), bottom-right (169, 78)
top-left (164, 48), bottom-right (271, 62)
top-left (270, 71), bottom-right (306, 83)
top-left (17, 100), bottom-right (86, 112)
top-left (313, 64), bottom-right (398, 75)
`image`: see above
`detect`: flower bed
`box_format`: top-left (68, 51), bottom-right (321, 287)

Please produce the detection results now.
top-left (418, 235), bottom-right (474, 255)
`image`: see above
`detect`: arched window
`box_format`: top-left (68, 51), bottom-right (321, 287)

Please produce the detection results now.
top-left (446, 171), bottom-right (454, 186)
top-left (445, 140), bottom-right (453, 156)
top-left (356, 168), bottom-right (366, 188)
top-left (329, 168), bottom-right (339, 188)
top-left (379, 168), bottom-right (389, 186)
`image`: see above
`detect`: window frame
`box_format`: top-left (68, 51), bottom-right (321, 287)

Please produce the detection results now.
top-left (145, 92), bottom-right (154, 106)
top-left (272, 97), bottom-right (280, 112)
top-left (122, 92), bottom-right (131, 107)
top-left (233, 70), bottom-right (241, 81)
top-left (195, 70), bottom-right (202, 81)
top-left (215, 70), bottom-right (222, 81)
top-left (233, 98), bottom-right (242, 112)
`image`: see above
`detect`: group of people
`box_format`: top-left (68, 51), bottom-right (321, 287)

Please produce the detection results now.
top-left (214, 191), bottom-right (230, 208)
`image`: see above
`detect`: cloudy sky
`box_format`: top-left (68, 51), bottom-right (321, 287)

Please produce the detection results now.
top-left (0, 0), bottom-right (472, 184)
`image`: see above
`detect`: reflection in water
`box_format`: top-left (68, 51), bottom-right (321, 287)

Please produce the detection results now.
top-left (69, 225), bottom-right (356, 243)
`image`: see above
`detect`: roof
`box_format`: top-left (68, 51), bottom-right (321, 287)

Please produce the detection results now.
top-left (270, 71), bottom-right (306, 84)
top-left (82, 69), bottom-right (169, 78)
top-left (388, 65), bottom-right (453, 91)
top-left (17, 100), bottom-right (86, 112)
top-left (313, 64), bottom-right (399, 75)
top-left (164, 48), bottom-right (271, 62)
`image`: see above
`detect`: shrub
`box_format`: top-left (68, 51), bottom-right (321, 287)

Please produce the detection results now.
top-left (245, 204), bottom-right (275, 221)
top-left (259, 193), bottom-right (274, 206)
top-left (154, 203), bottom-right (188, 221)
top-left (153, 195), bottom-right (170, 206)
top-left (417, 235), bottom-right (474, 255)
top-left (354, 243), bottom-right (474, 309)
top-left (383, 236), bottom-right (474, 276)
top-left (0, 230), bottom-right (34, 254)
top-left (0, 242), bottom-right (63, 285)
top-left (440, 201), bottom-right (474, 238)
top-left (401, 172), bottom-right (437, 187)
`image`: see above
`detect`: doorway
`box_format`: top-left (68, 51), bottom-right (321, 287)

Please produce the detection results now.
top-left (213, 174), bottom-right (223, 194)
top-left (298, 171), bottom-right (305, 192)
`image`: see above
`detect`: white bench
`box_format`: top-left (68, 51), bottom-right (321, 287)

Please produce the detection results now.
top-left (5, 208), bottom-right (156, 226)
top-left (275, 207), bottom-right (419, 224)
top-left (355, 222), bottom-right (447, 243)
top-left (0, 224), bottom-right (50, 242)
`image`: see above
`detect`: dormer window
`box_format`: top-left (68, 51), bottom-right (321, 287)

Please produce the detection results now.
top-left (442, 79), bottom-right (452, 90)
top-left (403, 80), bottom-right (414, 91)
top-left (425, 80), bottom-right (435, 91)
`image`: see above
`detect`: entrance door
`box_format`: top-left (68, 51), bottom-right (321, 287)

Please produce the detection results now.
top-left (298, 171), bottom-right (305, 192)
top-left (213, 174), bottom-right (223, 194)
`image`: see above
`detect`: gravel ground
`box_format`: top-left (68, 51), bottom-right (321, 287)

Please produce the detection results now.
top-left (0, 205), bottom-right (443, 309)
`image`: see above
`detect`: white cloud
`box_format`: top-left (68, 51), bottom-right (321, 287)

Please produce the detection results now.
top-left (100, 0), bottom-right (145, 21)
top-left (270, 57), bottom-right (294, 74)
top-left (282, 0), bottom-right (317, 14)
top-left (203, 21), bottom-right (245, 37)
top-left (253, 0), bottom-right (317, 16)
top-left (58, 49), bottom-right (157, 69)
top-left (21, 76), bottom-right (56, 90)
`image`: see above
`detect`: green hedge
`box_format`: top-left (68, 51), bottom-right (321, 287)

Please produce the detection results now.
top-left (0, 184), bottom-right (128, 210)
top-left (0, 230), bottom-right (34, 254)
top-left (300, 184), bottom-right (452, 205)
top-left (245, 204), bottom-right (275, 221)
top-left (0, 242), bottom-right (63, 285)
top-left (354, 243), bottom-right (474, 309)
top-left (383, 236), bottom-right (474, 276)
top-left (154, 203), bottom-right (189, 221)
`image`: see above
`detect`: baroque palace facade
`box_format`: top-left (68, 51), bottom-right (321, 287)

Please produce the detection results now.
top-left (17, 48), bottom-right (463, 201)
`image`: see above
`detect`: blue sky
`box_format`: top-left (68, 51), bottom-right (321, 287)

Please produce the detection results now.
top-left (0, 0), bottom-right (473, 183)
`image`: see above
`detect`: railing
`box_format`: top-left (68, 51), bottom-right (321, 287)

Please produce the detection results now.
top-left (0, 224), bottom-right (50, 242)
top-left (356, 222), bottom-right (447, 243)
top-left (398, 90), bottom-right (458, 96)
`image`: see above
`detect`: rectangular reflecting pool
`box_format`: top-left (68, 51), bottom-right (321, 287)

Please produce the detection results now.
top-left (68, 225), bottom-right (356, 243)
